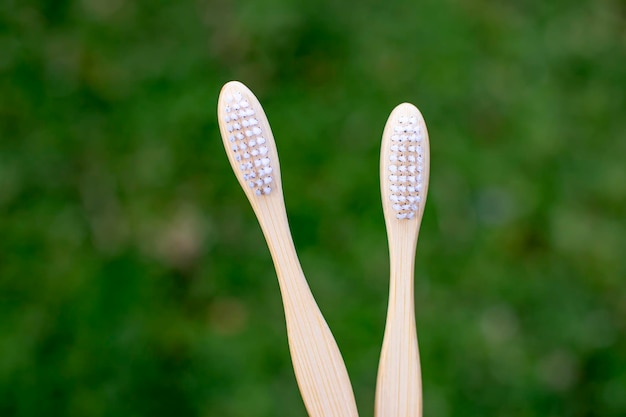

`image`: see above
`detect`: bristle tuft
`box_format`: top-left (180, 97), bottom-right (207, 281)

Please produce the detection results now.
top-left (389, 113), bottom-right (424, 220)
top-left (223, 89), bottom-right (273, 196)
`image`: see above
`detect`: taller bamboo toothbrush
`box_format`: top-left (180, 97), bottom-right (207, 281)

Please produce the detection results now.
top-left (217, 81), bottom-right (359, 417)
top-left (376, 103), bottom-right (430, 417)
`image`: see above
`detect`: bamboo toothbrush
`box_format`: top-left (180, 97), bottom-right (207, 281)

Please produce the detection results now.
top-left (217, 81), bottom-right (359, 417)
top-left (376, 103), bottom-right (430, 417)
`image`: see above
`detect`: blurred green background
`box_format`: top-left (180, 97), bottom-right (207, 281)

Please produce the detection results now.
top-left (1, 0), bottom-right (625, 416)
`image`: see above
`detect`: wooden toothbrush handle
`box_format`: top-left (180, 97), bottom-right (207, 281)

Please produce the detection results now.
top-left (282, 282), bottom-right (359, 417)
top-left (260, 210), bottom-right (359, 417)
top-left (375, 259), bottom-right (422, 417)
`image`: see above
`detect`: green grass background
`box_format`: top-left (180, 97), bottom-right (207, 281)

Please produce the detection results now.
top-left (1, 0), bottom-right (625, 416)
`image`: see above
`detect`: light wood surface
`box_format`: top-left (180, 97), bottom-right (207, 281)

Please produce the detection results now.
top-left (376, 103), bottom-right (430, 417)
top-left (217, 81), bottom-right (359, 417)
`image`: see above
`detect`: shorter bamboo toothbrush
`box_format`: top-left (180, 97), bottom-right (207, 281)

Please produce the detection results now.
top-left (217, 81), bottom-right (359, 417)
top-left (376, 103), bottom-right (430, 417)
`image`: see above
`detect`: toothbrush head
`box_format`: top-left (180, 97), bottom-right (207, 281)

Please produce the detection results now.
top-left (380, 103), bottom-right (430, 226)
top-left (218, 81), bottom-right (282, 201)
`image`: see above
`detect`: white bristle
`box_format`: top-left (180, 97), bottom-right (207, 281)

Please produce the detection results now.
top-left (388, 112), bottom-right (424, 220)
top-left (222, 88), bottom-right (275, 196)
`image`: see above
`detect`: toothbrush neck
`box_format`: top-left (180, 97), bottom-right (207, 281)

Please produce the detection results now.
top-left (256, 204), bottom-right (305, 287)
top-left (388, 230), bottom-right (419, 304)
